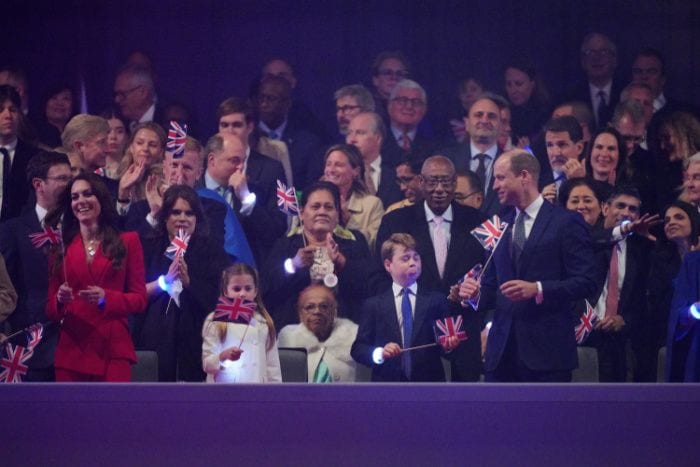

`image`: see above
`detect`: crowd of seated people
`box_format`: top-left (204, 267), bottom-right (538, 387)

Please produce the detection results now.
top-left (2, 31), bottom-right (700, 383)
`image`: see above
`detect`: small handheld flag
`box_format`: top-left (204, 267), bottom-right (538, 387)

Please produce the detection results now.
top-left (28, 226), bottom-right (62, 249)
top-left (165, 229), bottom-right (191, 260)
top-left (470, 215), bottom-right (508, 251)
top-left (167, 121), bottom-right (188, 158)
top-left (212, 296), bottom-right (256, 324)
top-left (575, 300), bottom-right (598, 345)
top-left (0, 323), bottom-right (45, 383)
top-left (276, 180), bottom-right (299, 214)
top-left (0, 345), bottom-right (31, 383)
top-left (458, 263), bottom-right (483, 309)
top-left (434, 316), bottom-right (468, 346)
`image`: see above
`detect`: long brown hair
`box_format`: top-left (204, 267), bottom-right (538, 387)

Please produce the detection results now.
top-left (214, 263), bottom-right (276, 351)
top-left (46, 172), bottom-right (126, 272)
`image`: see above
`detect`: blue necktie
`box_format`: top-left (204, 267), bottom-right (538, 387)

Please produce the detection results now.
top-left (401, 288), bottom-right (413, 381)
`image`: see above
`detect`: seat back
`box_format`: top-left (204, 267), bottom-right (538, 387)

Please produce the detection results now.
top-left (657, 346), bottom-right (667, 382)
top-left (572, 347), bottom-right (599, 382)
top-left (132, 350), bottom-right (159, 382)
top-left (278, 347), bottom-right (308, 382)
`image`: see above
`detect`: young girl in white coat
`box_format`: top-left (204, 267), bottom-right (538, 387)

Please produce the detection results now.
top-left (202, 264), bottom-right (282, 383)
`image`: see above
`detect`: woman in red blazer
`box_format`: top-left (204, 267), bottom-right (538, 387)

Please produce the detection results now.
top-left (46, 173), bottom-right (147, 382)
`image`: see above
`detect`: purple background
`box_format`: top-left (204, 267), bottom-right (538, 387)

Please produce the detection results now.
top-left (6, 0), bottom-right (700, 140)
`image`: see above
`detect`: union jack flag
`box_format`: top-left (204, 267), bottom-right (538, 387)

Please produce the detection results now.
top-left (470, 215), bottom-right (508, 251)
top-left (212, 296), bottom-right (256, 324)
top-left (166, 121), bottom-right (188, 158)
top-left (94, 167), bottom-right (106, 177)
top-left (276, 180), bottom-right (299, 214)
top-left (28, 226), bottom-right (62, 248)
top-left (164, 228), bottom-right (190, 260)
top-left (0, 344), bottom-right (31, 383)
top-left (0, 322), bottom-right (45, 383)
top-left (575, 300), bottom-right (598, 345)
top-left (434, 316), bottom-right (468, 346)
top-left (26, 323), bottom-right (43, 349)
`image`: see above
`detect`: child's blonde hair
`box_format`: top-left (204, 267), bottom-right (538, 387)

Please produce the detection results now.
top-left (212, 263), bottom-right (276, 350)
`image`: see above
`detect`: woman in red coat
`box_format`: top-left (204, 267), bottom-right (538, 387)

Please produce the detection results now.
top-left (46, 173), bottom-right (147, 382)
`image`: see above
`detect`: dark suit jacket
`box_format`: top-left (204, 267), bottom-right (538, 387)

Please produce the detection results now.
top-left (440, 142), bottom-right (503, 218)
top-left (479, 201), bottom-right (597, 374)
top-left (0, 207), bottom-right (58, 377)
top-left (229, 151), bottom-right (288, 265)
top-left (563, 79), bottom-right (625, 130)
top-left (381, 130), bottom-right (436, 169)
top-left (1, 139), bottom-right (38, 222)
top-left (279, 124), bottom-right (324, 190)
top-left (351, 287), bottom-right (450, 382)
top-left (375, 160), bottom-right (403, 209)
top-left (375, 201), bottom-right (487, 380)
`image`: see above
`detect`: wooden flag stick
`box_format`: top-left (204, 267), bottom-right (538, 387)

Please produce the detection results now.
top-left (480, 223), bottom-right (508, 279)
top-left (238, 321), bottom-right (252, 348)
top-left (401, 342), bottom-right (438, 352)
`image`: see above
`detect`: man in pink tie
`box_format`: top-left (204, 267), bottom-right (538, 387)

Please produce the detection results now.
top-left (375, 155), bottom-right (486, 381)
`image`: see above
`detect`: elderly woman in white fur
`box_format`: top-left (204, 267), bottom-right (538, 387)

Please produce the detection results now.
top-left (278, 284), bottom-right (358, 382)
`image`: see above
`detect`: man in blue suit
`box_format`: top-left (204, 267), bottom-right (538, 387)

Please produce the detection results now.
top-left (460, 150), bottom-right (597, 382)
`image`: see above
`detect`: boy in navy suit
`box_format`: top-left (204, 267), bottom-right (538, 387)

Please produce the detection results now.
top-left (351, 233), bottom-right (458, 381)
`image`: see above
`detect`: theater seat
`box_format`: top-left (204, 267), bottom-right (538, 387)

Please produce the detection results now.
top-left (572, 347), bottom-right (599, 382)
top-left (657, 347), bottom-right (667, 382)
top-left (132, 351), bottom-right (159, 382)
top-left (278, 347), bottom-right (308, 382)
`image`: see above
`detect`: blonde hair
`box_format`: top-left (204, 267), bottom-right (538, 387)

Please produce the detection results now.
top-left (117, 122), bottom-right (166, 200)
top-left (212, 263), bottom-right (277, 351)
top-left (61, 114), bottom-right (109, 152)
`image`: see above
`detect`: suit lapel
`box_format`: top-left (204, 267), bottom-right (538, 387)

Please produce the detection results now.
top-left (411, 288), bottom-right (430, 343)
top-left (518, 201), bottom-right (554, 274)
top-left (413, 205), bottom-right (439, 283)
top-left (382, 289), bottom-right (403, 344)
top-left (246, 153), bottom-right (263, 182)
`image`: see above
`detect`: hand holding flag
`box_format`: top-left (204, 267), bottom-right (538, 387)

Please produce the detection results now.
top-left (575, 300), bottom-right (598, 345)
top-left (399, 316), bottom-right (467, 354)
top-left (165, 228), bottom-right (191, 260)
top-left (0, 322), bottom-right (45, 383)
top-left (434, 316), bottom-right (468, 347)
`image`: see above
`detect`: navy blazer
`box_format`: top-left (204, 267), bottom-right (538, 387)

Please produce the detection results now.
top-left (351, 287), bottom-right (450, 382)
top-left (0, 207), bottom-right (58, 376)
top-left (480, 201), bottom-right (597, 373)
